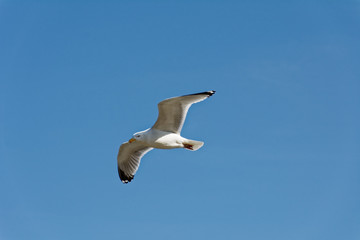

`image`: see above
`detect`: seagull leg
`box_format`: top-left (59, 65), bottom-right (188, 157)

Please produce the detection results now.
top-left (183, 143), bottom-right (194, 150)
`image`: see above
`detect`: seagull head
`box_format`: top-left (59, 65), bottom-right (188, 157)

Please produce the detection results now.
top-left (128, 131), bottom-right (146, 143)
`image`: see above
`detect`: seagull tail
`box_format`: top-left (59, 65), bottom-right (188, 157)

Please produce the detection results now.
top-left (184, 139), bottom-right (204, 151)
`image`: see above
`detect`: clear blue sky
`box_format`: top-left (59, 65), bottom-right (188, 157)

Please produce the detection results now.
top-left (1, 1), bottom-right (359, 239)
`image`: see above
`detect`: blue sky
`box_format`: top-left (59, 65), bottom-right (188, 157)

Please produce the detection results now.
top-left (1, 1), bottom-right (359, 239)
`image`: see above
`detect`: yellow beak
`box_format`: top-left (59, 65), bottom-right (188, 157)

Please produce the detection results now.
top-left (128, 138), bottom-right (136, 143)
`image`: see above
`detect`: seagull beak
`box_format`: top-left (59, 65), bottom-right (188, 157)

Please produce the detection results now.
top-left (128, 138), bottom-right (136, 143)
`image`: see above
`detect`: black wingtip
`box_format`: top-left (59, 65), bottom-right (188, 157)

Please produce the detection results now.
top-left (184, 90), bottom-right (216, 97)
top-left (207, 90), bottom-right (216, 96)
top-left (118, 166), bottom-right (134, 184)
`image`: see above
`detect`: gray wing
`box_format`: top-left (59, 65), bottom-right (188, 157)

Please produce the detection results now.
top-left (152, 91), bottom-right (215, 134)
top-left (117, 141), bottom-right (153, 184)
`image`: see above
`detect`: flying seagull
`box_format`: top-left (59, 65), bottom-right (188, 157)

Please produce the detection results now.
top-left (117, 90), bottom-right (216, 183)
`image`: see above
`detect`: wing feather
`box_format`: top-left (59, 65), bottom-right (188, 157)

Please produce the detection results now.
top-left (117, 141), bottom-right (153, 184)
top-left (152, 90), bottom-right (215, 133)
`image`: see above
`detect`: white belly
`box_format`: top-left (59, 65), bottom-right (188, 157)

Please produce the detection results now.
top-left (146, 129), bottom-right (185, 149)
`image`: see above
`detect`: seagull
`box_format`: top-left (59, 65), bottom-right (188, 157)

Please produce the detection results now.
top-left (117, 90), bottom-right (216, 183)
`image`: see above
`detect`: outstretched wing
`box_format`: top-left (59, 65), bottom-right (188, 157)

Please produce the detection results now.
top-left (117, 141), bottom-right (153, 184)
top-left (152, 90), bottom-right (215, 134)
